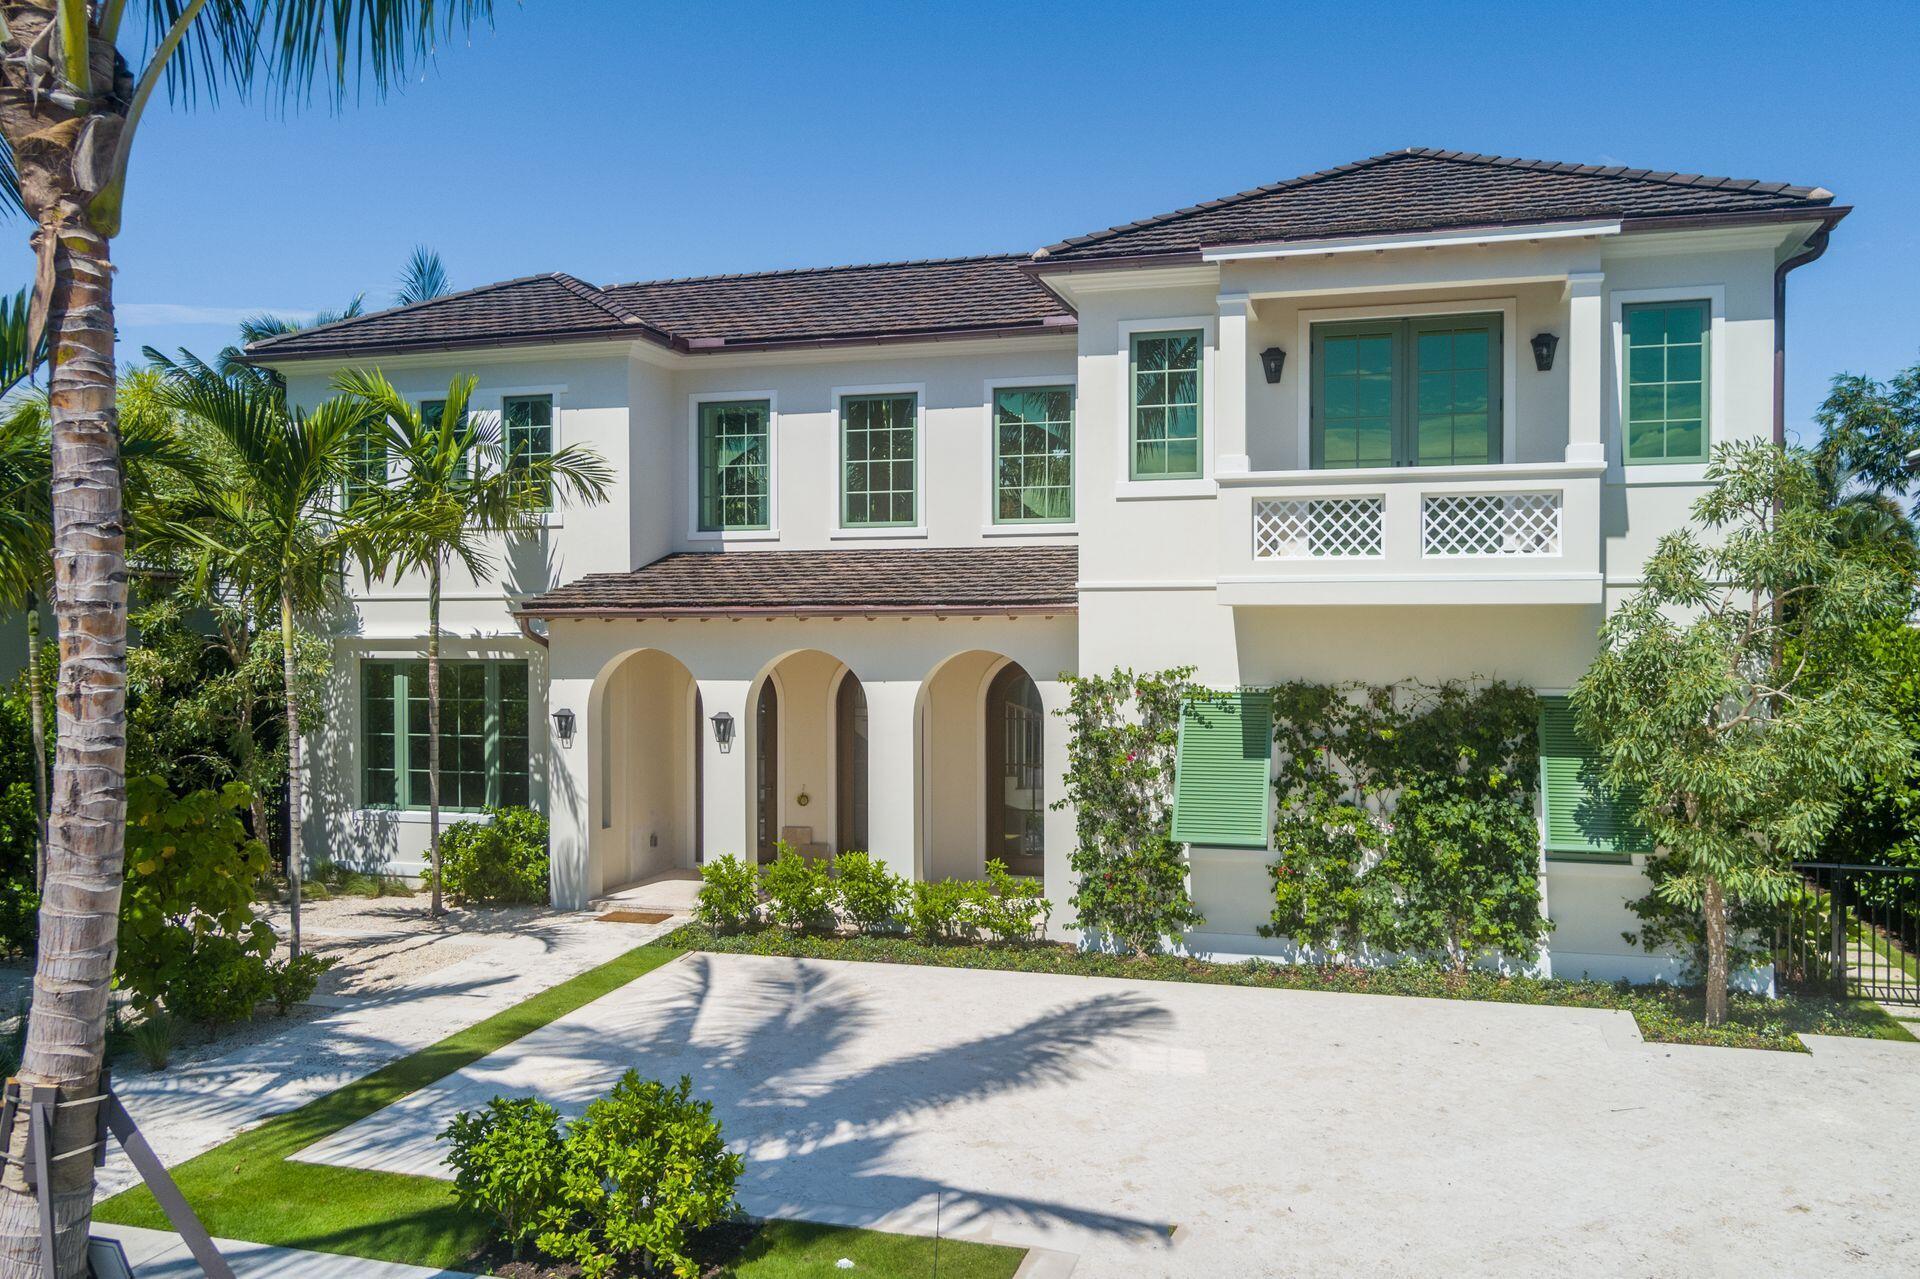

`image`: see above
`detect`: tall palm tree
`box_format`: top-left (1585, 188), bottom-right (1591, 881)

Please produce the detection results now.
top-left (145, 351), bottom-right (371, 959)
top-left (340, 369), bottom-right (610, 914)
top-left (0, 7), bottom-right (495, 1268)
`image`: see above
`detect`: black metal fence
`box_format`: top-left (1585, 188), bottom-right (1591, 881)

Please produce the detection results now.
top-left (1774, 863), bottom-right (1920, 1005)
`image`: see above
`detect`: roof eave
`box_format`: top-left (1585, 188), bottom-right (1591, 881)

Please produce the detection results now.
top-left (518, 601), bottom-right (1077, 620)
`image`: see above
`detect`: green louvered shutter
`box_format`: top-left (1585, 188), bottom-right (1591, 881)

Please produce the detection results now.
top-left (1538, 696), bottom-right (1650, 861)
top-left (1171, 691), bottom-right (1273, 849)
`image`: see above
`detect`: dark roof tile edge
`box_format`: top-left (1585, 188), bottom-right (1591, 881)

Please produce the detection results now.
top-left (243, 272), bottom-right (631, 355)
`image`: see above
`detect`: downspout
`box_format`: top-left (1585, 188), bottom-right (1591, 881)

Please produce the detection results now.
top-left (513, 608), bottom-right (550, 649)
top-left (1773, 224), bottom-right (1833, 446)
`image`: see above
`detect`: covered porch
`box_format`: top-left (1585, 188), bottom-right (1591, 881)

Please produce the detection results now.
top-left (522, 547), bottom-right (1078, 920)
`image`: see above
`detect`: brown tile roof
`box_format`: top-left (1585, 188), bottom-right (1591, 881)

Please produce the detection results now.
top-left (247, 149), bottom-right (1840, 361)
top-left (519, 547), bottom-right (1079, 618)
top-left (248, 256), bottom-right (1072, 361)
top-left (1036, 148), bottom-right (1839, 263)
top-left (600, 255), bottom-right (1073, 347)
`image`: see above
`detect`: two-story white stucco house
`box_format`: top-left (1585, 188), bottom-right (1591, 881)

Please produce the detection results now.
top-left (252, 148), bottom-right (1847, 983)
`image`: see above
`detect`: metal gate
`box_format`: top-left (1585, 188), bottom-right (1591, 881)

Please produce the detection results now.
top-left (1774, 862), bottom-right (1920, 1005)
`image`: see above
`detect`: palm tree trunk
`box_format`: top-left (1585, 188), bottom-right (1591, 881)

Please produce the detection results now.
top-left (280, 593), bottom-right (305, 959)
top-left (24, 593), bottom-right (47, 893)
top-left (427, 562), bottom-right (443, 916)
top-left (1703, 873), bottom-right (1730, 1026)
top-left (0, 211), bottom-right (126, 1278)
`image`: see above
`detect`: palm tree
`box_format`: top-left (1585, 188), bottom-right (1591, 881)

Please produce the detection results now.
top-left (395, 245), bottom-right (450, 306)
top-left (0, 8), bottom-right (495, 1268)
top-left (340, 369), bottom-right (610, 915)
top-left (145, 351), bottom-right (372, 960)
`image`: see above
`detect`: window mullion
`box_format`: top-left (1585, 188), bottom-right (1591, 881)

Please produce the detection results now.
top-left (484, 662), bottom-right (501, 809)
top-left (394, 664), bottom-right (412, 811)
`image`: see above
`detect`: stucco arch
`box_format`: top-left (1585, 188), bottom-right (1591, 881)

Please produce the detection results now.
top-left (585, 646), bottom-right (699, 899)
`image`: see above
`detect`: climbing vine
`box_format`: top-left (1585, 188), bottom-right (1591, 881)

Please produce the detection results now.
top-left (1054, 667), bottom-right (1206, 955)
top-left (1262, 680), bottom-right (1549, 970)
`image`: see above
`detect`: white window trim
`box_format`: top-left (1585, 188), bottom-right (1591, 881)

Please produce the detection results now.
top-left (1294, 298), bottom-right (1520, 470)
top-left (686, 389), bottom-right (780, 543)
top-left (981, 374), bottom-right (1078, 535)
top-left (830, 382), bottom-right (928, 538)
top-left (1115, 315), bottom-right (1218, 499)
top-left (1607, 284), bottom-right (1726, 485)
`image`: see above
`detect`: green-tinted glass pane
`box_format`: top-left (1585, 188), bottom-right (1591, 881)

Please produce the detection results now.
top-left (1356, 336), bottom-right (1393, 375)
top-left (1623, 302), bottom-right (1709, 463)
top-left (1417, 332), bottom-right (1452, 370)
top-left (1629, 347), bottom-right (1665, 384)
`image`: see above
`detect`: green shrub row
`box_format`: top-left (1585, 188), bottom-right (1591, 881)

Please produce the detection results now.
top-left (696, 844), bottom-right (1051, 945)
top-left (444, 1070), bottom-right (743, 1279)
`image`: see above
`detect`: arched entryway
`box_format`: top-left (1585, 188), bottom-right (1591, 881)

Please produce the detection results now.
top-left (984, 662), bottom-right (1045, 878)
top-left (588, 648), bottom-right (700, 898)
top-left (747, 649), bottom-right (851, 865)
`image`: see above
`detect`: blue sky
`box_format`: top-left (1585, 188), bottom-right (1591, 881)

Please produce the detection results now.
top-left (31, 0), bottom-right (1920, 442)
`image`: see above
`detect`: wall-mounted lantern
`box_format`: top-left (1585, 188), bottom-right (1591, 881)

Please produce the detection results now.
top-left (551, 707), bottom-right (576, 746)
top-left (1259, 346), bottom-right (1287, 384)
top-left (1530, 332), bottom-right (1559, 372)
top-left (710, 710), bottom-right (736, 753)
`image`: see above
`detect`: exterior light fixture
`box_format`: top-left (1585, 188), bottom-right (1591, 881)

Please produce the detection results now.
top-left (551, 707), bottom-right (576, 745)
top-left (710, 710), bottom-right (736, 753)
top-left (1259, 346), bottom-right (1287, 384)
top-left (1530, 332), bottom-right (1559, 372)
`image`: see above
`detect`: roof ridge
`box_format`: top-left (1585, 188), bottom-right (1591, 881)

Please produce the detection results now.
top-left (245, 272), bottom-right (630, 353)
top-left (601, 251), bottom-right (1031, 291)
top-left (1398, 147), bottom-right (1831, 201)
top-left (546, 271), bottom-right (655, 327)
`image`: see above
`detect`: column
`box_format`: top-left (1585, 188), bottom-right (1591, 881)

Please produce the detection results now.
top-left (1215, 293), bottom-right (1252, 475)
top-left (1036, 677), bottom-right (1077, 941)
top-left (863, 678), bottom-right (922, 883)
top-left (696, 678), bottom-right (752, 863)
top-left (1565, 271), bottom-right (1606, 466)
top-left (545, 674), bottom-right (594, 909)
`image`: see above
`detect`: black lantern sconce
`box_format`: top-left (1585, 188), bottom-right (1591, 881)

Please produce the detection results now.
top-left (1530, 332), bottom-right (1559, 372)
top-left (710, 710), bottom-right (736, 753)
top-left (1259, 346), bottom-right (1287, 384)
top-left (551, 707), bottom-right (576, 746)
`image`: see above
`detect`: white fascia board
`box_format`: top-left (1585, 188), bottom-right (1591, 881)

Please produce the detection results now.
top-left (1201, 219), bottom-right (1624, 263)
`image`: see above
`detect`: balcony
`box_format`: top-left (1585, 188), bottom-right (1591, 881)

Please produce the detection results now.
top-left (1214, 462), bottom-right (1604, 606)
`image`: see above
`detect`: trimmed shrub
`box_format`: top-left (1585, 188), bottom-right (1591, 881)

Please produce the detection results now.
top-left (833, 851), bottom-right (908, 934)
top-left (980, 860), bottom-right (1051, 944)
top-left (437, 806), bottom-right (550, 906)
top-left (910, 878), bottom-right (988, 944)
top-left (444, 1096), bottom-right (567, 1256)
top-left (761, 844), bottom-right (835, 933)
top-left (268, 951), bottom-right (334, 1015)
top-left (164, 934), bottom-right (275, 1031)
top-left (695, 855), bottom-right (760, 933)
top-left (536, 1071), bottom-right (743, 1279)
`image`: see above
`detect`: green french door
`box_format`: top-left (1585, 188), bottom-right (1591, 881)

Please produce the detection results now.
top-left (1310, 313), bottom-right (1502, 469)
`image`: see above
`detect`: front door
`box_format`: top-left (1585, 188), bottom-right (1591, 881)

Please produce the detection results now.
top-left (755, 679), bottom-right (779, 862)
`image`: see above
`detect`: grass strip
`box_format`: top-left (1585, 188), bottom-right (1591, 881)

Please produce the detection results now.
top-left (667, 925), bottom-right (1918, 1052)
top-left (96, 941), bottom-right (1023, 1276)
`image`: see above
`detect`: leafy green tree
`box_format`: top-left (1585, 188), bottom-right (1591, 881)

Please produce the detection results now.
top-left (1810, 358), bottom-right (1920, 576)
top-left (1056, 667), bottom-right (1205, 955)
top-left (340, 369), bottom-right (611, 915)
top-left (143, 353), bottom-right (375, 960)
top-left (0, 7), bottom-right (498, 1265)
top-left (1573, 441), bottom-right (1911, 1024)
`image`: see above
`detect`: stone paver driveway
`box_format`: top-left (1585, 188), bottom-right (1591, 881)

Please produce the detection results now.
top-left (299, 952), bottom-right (1920, 1277)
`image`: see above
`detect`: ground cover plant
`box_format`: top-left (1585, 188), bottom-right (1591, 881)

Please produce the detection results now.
top-left (664, 925), bottom-right (1911, 1053)
top-left (94, 941), bottom-right (1024, 1277)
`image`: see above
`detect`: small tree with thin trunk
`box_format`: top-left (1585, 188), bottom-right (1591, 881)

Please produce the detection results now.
top-left (340, 370), bottom-right (610, 915)
top-left (1572, 440), bottom-right (1910, 1024)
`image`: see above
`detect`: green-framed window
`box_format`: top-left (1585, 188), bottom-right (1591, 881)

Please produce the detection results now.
top-left (1310, 313), bottom-right (1502, 469)
top-left (1129, 330), bottom-right (1202, 479)
top-left (697, 399), bottom-right (772, 532)
top-left (1538, 695), bottom-right (1650, 862)
top-left (840, 393), bottom-right (918, 527)
top-left (362, 659), bottom-right (531, 812)
top-left (344, 418), bottom-right (386, 507)
top-left (1623, 300), bottom-right (1708, 464)
top-left (503, 394), bottom-right (554, 508)
top-left (992, 386), bottom-right (1074, 523)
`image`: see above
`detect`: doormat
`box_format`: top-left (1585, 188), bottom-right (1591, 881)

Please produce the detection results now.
top-left (596, 910), bottom-right (673, 925)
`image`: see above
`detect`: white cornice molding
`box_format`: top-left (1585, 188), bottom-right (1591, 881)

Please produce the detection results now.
top-left (1201, 219), bottom-right (1622, 263)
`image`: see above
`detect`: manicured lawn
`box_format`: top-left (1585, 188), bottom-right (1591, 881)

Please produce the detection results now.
top-left (96, 941), bottom-right (1024, 1277)
top-left (666, 925), bottom-right (1918, 1052)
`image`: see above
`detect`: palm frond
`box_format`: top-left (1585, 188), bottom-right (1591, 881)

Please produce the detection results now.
top-left (395, 246), bottom-right (448, 306)
top-left (256, 0), bottom-right (498, 105)
top-left (0, 285), bottom-right (45, 396)
top-left (0, 137), bottom-right (21, 221)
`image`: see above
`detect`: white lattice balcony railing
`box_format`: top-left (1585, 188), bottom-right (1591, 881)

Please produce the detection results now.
top-left (1422, 491), bottom-right (1562, 557)
top-left (1253, 495), bottom-right (1385, 560)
